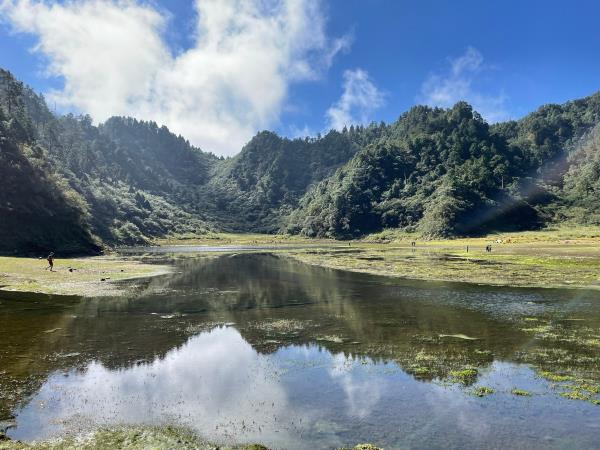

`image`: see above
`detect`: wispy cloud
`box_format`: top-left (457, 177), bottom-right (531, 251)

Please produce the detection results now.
top-left (420, 47), bottom-right (509, 122)
top-left (326, 68), bottom-right (385, 130)
top-left (0, 0), bottom-right (349, 155)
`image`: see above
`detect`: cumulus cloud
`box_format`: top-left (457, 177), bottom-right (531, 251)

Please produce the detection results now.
top-left (326, 68), bottom-right (385, 130)
top-left (0, 0), bottom-right (348, 155)
top-left (420, 47), bottom-right (509, 122)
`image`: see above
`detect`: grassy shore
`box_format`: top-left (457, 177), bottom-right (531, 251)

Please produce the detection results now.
top-left (160, 227), bottom-right (600, 290)
top-left (3, 227), bottom-right (600, 297)
top-left (0, 256), bottom-right (170, 297)
top-left (153, 231), bottom-right (336, 247)
top-left (283, 227), bottom-right (600, 290)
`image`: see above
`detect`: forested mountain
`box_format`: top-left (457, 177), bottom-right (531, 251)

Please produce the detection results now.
top-left (558, 124), bottom-right (600, 224)
top-left (209, 125), bottom-right (387, 231)
top-left (288, 95), bottom-right (600, 238)
top-left (1, 67), bottom-right (600, 254)
top-left (0, 73), bottom-right (100, 255)
top-left (2, 69), bottom-right (221, 247)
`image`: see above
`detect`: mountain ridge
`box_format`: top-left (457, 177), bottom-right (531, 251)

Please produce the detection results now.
top-left (1, 67), bottom-right (599, 254)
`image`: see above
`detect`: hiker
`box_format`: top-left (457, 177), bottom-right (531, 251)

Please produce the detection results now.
top-left (46, 252), bottom-right (55, 271)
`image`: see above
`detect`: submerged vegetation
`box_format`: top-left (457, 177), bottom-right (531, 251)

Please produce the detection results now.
top-left (0, 425), bottom-right (381, 450)
top-left (0, 426), bottom-right (271, 450)
top-left (1, 253), bottom-right (599, 448)
top-left (510, 389), bottom-right (532, 397)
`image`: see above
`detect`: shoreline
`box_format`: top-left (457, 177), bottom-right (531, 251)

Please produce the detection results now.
top-left (1, 228), bottom-right (600, 296)
top-left (0, 255), bottom-right (171, 297)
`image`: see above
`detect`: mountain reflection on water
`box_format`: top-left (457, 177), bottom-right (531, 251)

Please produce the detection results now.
top-left (1, 253), bottom-right (599, 449)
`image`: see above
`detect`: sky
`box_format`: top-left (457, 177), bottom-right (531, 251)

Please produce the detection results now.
top-left (1, 0), bottom-right (599, 156)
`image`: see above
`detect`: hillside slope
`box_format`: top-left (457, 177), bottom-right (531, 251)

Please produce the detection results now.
top-left (2, 67), bottom-right (600, 253)
top-left (0, 75), bottom-right (100, 255)
top-left (208, 125), bottom-right (387, 231)
top-left (286, 95), bottom-right (600, 238)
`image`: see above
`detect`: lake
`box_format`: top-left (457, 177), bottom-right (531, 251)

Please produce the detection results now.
top-left (1, 252), bottom-right (599, 449)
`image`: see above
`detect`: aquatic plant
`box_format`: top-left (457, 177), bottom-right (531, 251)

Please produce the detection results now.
top-left (538, 371), bottom-right (575, 382)
top-left (511, 389), bottom-right (532, 396)
top-left (472, 386), bottom-right (495, 397)
top-left (449, 368), bottom-right (478, 384)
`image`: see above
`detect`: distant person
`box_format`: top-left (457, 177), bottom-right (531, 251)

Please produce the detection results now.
top-left (45, 252), bottom-right (55, 271)
top-left (411, 241), bottom-right (416, 247)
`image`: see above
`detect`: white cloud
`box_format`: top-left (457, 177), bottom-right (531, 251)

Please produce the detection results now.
top-left (326, 68), bottom-right (385, 130)
top-left (420, 47), bottom-right (509, 122)
top-left (0, 0), bottom-right (348, 155)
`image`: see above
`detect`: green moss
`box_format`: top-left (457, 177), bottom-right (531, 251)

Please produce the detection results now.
top-left (449, 368), bottom-right (478, 383)
top-left (560, 390), bottom-right (590, 401)
top-left (412, 367), bottom-right (430, 375)
top-left (538, 371), bottom-right (575, 382)
top-left (472, 386), bottom-right (495, 397)
top-left (511, 389), bottom-right (532, 396)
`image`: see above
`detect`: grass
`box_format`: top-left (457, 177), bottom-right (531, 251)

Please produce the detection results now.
top-left (153, 232), bottom-right (337, 247)
top-left (5, 226), bottom-right (600, 296)
top-left (139, 227), bottom-right (600, 290)
top-left (282, 227), bottom-right (600, 289)
top-left (0, 256), bottom-right (170, 297)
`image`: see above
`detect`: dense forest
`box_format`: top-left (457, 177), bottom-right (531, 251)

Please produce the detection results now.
top-left (1, 68), bottom-right (600, 254)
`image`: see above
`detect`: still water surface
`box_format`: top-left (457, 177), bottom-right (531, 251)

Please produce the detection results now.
top-left (1, 253), bottom-right (599, 449)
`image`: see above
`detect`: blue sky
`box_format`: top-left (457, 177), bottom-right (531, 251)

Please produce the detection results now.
top-left (1, 0), bottom-right (599, 155)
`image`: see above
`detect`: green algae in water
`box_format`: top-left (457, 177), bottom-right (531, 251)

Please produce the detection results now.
top-left (538, 371), bottom-right (575, 382)
top-left (0, 426), bottom-right (268, 450)
top-left (511, 389), bottom-right (532, 396)
top-left (449, 368), bottom-right (478, 384)
top-left (2, 253), bottom-right (600, 450)
top-left (472, 386), bottom-right (495, 397)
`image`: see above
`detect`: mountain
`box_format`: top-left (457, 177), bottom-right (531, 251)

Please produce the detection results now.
top-left (558, 123), bottom-right (600, 224)
top-left (208, 124), bottom-right (387, 232)
top-left (286, 95), bottom-right (600, 238)
top-left (1, 67), bottom-right (600, 254)
top-left (0, 72), bottom-right (100, 255)
top-left (3, 68), bottom-right (222, 246)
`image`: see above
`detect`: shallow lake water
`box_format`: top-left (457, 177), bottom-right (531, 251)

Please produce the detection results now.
top-left (1, 252), bottom-right (599, 449)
